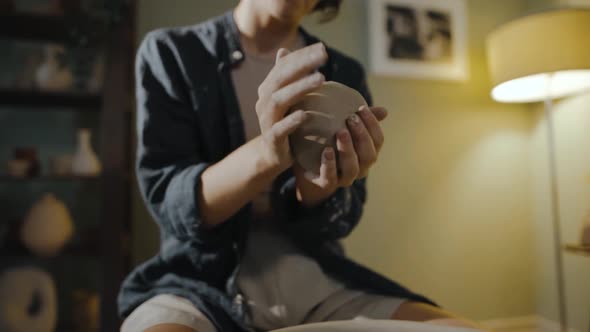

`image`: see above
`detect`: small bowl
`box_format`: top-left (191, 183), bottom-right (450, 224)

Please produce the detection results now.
top-left (49, 155), bottom-right (74, 177)
top-left (6, 159), bottom-right (31, 178)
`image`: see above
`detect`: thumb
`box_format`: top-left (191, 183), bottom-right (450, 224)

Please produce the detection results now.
top-left (368, 106), bottom-right (388, 121)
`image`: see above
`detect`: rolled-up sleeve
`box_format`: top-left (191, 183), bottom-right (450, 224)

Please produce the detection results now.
top-left (135, 31), bottom-right (226, 244)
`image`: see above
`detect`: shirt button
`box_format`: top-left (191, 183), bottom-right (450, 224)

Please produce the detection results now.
top-left (232, 50), bottom-right (244, 61)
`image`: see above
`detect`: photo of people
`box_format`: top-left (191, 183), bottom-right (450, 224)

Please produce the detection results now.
top-left (369, 0), bottom-right (468, 80)
top-left (386, 5), bottom-right (453, 63)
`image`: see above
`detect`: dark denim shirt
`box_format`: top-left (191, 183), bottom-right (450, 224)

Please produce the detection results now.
top-left (118, 11), bottom-right (435, 332)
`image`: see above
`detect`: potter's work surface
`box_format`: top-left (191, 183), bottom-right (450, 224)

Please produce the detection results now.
top-left (290, 81), bottom-right (368, 174)
top-left (272, 320), bottom-right (481, 332)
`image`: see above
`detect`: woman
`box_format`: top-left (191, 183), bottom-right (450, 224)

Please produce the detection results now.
top-left (119, 1), bottom-right (484, 331)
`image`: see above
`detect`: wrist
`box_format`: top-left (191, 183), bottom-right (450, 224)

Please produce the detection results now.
top-left (296, 186), bottom-right (335, 208)
top-left (294, 166), bottom-right (338, 208)
top-left (252, 136), bottom-right (287, 181)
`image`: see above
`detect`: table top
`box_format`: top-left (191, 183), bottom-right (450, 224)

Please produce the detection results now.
top-left (564, 244), bottom-right (590, 256)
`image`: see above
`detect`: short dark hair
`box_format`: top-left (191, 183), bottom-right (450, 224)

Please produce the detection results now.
top-left (313, 0), bottom-right (342, 22)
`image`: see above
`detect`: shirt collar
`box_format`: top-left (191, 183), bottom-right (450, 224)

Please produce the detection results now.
top-left (220, 10), bottom-right (323, 68)
top-left (221, 10), bottom-right (245, 67)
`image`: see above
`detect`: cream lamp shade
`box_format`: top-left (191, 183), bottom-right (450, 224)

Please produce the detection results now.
top-left (486, 8), bottom-right (590, 103)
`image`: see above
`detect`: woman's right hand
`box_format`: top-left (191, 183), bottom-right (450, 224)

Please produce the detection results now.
top-left (255, 42), bottom-right (328, 172)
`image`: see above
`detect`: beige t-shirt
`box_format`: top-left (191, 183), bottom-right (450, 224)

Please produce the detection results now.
top-left (230, 51), bottom-right (274, 141)
top-left (230, 35), bottom-right (307, 216)
top-left (230, 36), bottom-right (347, 329)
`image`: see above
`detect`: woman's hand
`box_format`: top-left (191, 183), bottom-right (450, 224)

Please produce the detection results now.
top-left (295, 106), bottom-right (388, 207)
top-left (256, 43), bottom-right (328, 173)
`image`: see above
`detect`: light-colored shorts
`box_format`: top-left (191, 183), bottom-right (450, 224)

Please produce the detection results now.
top-left (121, 291), bottom-right (404, 332)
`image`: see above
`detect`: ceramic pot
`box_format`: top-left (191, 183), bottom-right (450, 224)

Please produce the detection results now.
top-left (72, 290), bottom-right (99, 331)
top-left (13, 147), bottom-right (40, 177)
top-left (0, 267), bottom-right (57, 332)
top-left (6, 159), bottom-right (30, 178)
top-left (289, 81), bottom-right (368, 175)
top-left (87, 57), bottom-right (105, 93)
top-left (20, 193), bottom-right (74, 257)
top-left (35, 44), bottom-right (73, 91)
top-left (49, 154), bottom-right (73, 176)
top-left (72, 129), bottom-right (101, 177)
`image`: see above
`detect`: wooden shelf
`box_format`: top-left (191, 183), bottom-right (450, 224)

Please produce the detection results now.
top-left (0, 172), bottom-right (131, 183)
top-left (0, 88), bottom-right (101, 109)
top-left (0, 13), bottom-right (105, 44)
top-left (564, 244), bottom-right (590, 256)
top-left (0, 13), bottom-right (72, 43)
top-left (0, 243), bottom-right (100, 258)
top-left (0, 175), bottom-right (101, 182)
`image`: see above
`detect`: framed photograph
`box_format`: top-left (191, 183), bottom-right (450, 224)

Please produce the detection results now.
top-left (369, 0), bottom-right (469, 81)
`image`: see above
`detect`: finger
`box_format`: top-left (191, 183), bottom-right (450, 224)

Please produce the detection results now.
top-left (347, 113), bottom-right (377, 171)
top-left (276, 48), bottom-right (290, 62)
top-left (369, 106), bottom-right (388, 122)
top-left (319, 147), bottom-right (338, 188)
top-left (358, 105), bottom-right (385, 152)
top-left (271, 72), bottom-right (324, 112)
top-left (305, 147), bottom-right (338, 189)
top-left (269, 110), bottom-right (308, 142)
top-left (264, 43), bottom-right (328, 92)
top-left (336, 129), bottom-right (359, 186)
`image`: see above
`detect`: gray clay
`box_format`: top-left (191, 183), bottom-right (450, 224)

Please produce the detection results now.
top-left (289, 81), bottom-right (368, 175)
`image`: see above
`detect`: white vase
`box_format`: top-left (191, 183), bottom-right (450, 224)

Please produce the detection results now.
top-left (72, 129), bottom-right (102, 177)
top-left (35, 44), bottom-right (73, 91)
top-left (0, 267), bottom-right (57, 332)
top-left (20, 193), bottom-right (74, 257)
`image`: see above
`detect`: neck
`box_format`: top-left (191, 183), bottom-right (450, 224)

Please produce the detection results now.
top-left (234, 1), bottom-right (301, 56)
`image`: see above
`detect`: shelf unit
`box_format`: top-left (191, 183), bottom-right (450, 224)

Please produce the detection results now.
top-left (0, 88), bottom-right (102, 109)
top-left (0, 4), bottom-right (135, 332)
top-left (564, 244), bottom-right (590, 257)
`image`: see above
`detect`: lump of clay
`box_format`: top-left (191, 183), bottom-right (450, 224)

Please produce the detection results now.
top-left (289, 81), bottom-right (368, 175)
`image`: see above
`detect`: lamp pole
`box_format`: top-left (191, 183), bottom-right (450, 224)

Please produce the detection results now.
top-left (544, 75), bottom-right (568, 332)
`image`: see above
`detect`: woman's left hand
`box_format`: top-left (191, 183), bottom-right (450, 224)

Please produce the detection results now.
top-left (294, 105), bottom-right (388, 207)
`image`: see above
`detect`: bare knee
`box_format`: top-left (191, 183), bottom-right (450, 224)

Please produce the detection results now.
top-left (144, 323), bottom-right (199, 332)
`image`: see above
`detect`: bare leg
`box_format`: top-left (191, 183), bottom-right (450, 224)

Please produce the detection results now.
top-left (391, 302), bottom-right (489, 331)
top-left (144, 324), bottom-right (199, 332)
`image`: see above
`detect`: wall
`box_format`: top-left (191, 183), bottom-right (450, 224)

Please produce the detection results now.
top-left (324, 0), bottom-right (535, 320)
top-left (134, 0), bottom-right (536, 321)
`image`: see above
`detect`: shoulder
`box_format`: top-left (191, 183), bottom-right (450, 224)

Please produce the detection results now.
top-left (137, 14), bottom-right (226, 67)
top-left (325, 46), bottom-right (366, 81)
top-left (319, 43), bottom-right (371, 103)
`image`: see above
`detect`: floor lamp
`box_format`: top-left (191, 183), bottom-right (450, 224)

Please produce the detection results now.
top-left (486, 8), bottom-right (590, 332)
